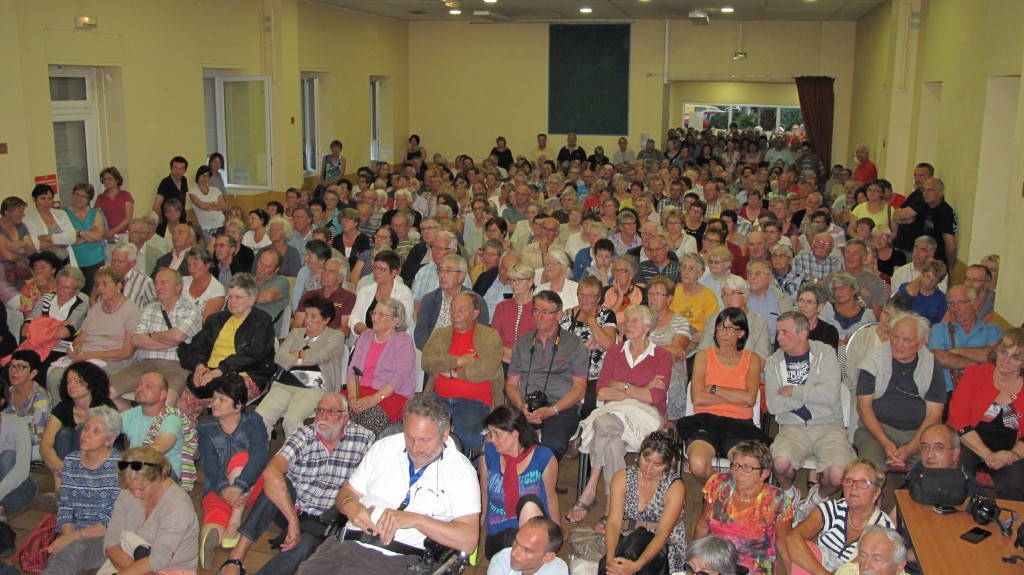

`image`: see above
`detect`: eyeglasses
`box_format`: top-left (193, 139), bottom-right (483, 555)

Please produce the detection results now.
top-left (532, 308), bottom-right (560, 317)
top-left (730, 462), bottom-right (763, 473)
top-left (314, 408), bottom-right (346, 416)
top-left (73, 192), bottom-right (91, 199)
top-left (748, 270), bottom-right (771, 277)
top-left (841, 477), bottom-right (876, 489)
top-left (997, 348), bottom-right (1024, 362)
top-left (370, 311), bottom-right (393, 319)
top-left (680, 265), bottom-right (701, 272)
top-left (118, 461), bottom-right (164, 472)
top-left (683, 563), bottom-right (711, 575)
top-left (707, 259), bottom-right (727, 265)
top-left (919, 443), bottom-right (952, 454)
top-left (721, 290), bottom-right (746, 298)
top-left (438, 267), bottom-right (462, 274)
top-left (716, 324), bottom-right (740, 333)
top-left (947, 299), bottom-right (971, 307)
top-left (509, 277), bottom-right (531, 284)
top-left (372, 265), bottom-right (392, 273)
top-left (321, 268), bottom-right (341, 275)
top-left (9, 363), bottom-right (30, 373)
top-left (647, 291), bottom-right (668, 298)
top-left (226, 294), bottom-right (253, 301)
top-left (813, 240), bottom-right (832, 247)
top-left (612, 268), bottom-right (631, 274)
top-left (430, 245), bottom-right (453, 252)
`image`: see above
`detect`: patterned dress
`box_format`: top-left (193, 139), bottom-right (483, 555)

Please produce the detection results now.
top-left (622, 466), bottom-right (686, 573)
top-left (702, 472), bottom-right (793, 575)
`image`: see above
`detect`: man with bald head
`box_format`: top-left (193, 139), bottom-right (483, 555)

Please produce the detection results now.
top-left (927, 284), bottom-right (1001, 396)
top-left (919, 178), bottom-right (958, 274)
top-left (121, 372), bottom-right (189, 484)
top-left (854, 313), bottom-right (946, 471)
top-left (634, 234), bottom-right (681, 286)
top-left (791, 232), bottom-right (844, 285)
top-left (522, 217), bottom-right (563, 271)
top-left (487, 517), bottom-right (566, 575)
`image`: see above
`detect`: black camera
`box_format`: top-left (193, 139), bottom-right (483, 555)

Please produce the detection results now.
top-left (967, 495), bottom-right (1000, 525)
top-left (406, 538), bottom-right (468, 575)
top-left (525, 390), bottom-right (549, 412)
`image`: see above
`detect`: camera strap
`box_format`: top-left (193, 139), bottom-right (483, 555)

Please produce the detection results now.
top-left (525, 327), bottom-right (561, 398)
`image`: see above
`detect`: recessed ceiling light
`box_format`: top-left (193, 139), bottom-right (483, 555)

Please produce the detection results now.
top-left (484, 0), bottom-right (497, 3)
top-left (449, 8), bottom-right (461, 14)
top-left (580, 7), bottom-right (592, 13)
top-left (721, 7), bottom-right (734, 13)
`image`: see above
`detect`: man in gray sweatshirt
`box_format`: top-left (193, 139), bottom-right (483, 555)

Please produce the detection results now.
top-left (765, 311), bottom-right (853, 524)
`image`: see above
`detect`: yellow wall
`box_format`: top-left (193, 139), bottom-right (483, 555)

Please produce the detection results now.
top-left (851, 0), bottom-right (1024, 323)
top-left (408, 19), bottom-right (855, 167)
top-left (0, 0), bottom-right (409, 212)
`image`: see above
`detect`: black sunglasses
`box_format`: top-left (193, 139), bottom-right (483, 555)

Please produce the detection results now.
top-left (683, 563), bottom-right (712, 575)
top-left (118, 461), bottom-right (164, 472)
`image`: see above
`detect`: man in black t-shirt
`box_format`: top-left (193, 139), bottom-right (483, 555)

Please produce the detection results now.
top-left (154, 155), bottom-right (189, 227)
top-left (920, 178), bottom-right (958, 274)
top-left (556, 132), bottom-right (586, 167)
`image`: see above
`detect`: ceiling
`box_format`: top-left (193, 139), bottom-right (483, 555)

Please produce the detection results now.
top-left (312, 0), bottom-right (888, 23)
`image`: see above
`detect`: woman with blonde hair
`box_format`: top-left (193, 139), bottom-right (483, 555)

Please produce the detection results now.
top-left (98, 446), bottom-right (199, 575)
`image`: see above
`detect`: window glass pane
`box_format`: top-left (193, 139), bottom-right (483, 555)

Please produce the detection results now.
top-left (204, 77), bottom-right (219, 159)
top-left (780, 107), bottom-right (804, 131)
top-left (222, 79), bottom-right (270, 188)
top-left (53, 120), bottom-right (90, 205)
top-left (49, 77), bottom-right (87, 101)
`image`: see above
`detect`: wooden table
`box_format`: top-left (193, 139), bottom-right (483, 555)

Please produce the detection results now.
top-left (895, 490), bottom-right (1024, 575)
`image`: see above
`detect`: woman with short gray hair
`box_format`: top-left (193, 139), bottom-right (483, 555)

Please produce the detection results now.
top-left (601, 255), bottom-right (644, 324)
top-left (42, 406), bottom-right (123, 575)
top-left (347, 297), bottom-right (417, 434)
top-left (829, 271), bottom-right (876, 342)
top-left (686, 536), bottom-right (741, 575)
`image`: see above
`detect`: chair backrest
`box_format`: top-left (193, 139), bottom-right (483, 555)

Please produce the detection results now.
top-left (7, 308), bottom-right (23, 344)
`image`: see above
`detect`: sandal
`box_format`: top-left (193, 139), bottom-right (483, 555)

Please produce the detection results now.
top-left (218, 559), bottom-right (246, 575)
top-left (564, 498), bottom-right (598, 525)
top-left (595, 515), bottom-right (608, 535)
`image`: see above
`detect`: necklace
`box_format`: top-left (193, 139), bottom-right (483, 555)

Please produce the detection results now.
top-left (848, 511), bottom-right (871, 531)
top-left (734, 488), bottom-right (757, 503)
top-left (374, 331), bottom-right (392, 344)
top-left (103, 295), bottom-right (127, 314)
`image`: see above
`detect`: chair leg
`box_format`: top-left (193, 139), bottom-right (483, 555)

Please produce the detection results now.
top-left (577, 453), bottom-right (591, 500)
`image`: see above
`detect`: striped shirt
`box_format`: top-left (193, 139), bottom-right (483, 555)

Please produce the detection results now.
top-left (816, 499), bottom-right (895, 571)
top-left (57, 449), bottom-right (122, 530)
top-left (122, 268), bottom-right (154, 308)
top-left (279, 422), bottom-right (375, 515)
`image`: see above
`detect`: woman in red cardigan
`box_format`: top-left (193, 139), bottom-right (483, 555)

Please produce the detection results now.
top-left (947, 327), bottom-right (1024, 501)
top-left (566, 304), bottom-right (672, 526)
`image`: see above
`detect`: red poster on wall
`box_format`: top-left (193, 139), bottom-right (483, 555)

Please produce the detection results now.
top-left (35, 174), bottom-right (59, 207)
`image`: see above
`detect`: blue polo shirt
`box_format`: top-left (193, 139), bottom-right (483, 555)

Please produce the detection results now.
top-left (927, 320), bottom-right (1002, 392)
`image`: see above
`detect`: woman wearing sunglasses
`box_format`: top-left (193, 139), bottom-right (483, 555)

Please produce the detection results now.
top-left (196, 374), bottom-right (270, 569)
top-left (786, 458), bottom-right (894, 575)
top-left (42, 406), bottom-right (122, 575)
top-left (100, 446), bottom-right (199, 575)
top-left (695, 440), bottom-right (792, 575)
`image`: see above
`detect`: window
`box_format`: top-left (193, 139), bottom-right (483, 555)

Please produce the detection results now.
top-left (683, 102), bottom-right (803, 132)
top-left (203, 74), bottom-right (273, 190)
top-left (370, 77), bottom-right (381, 162)
top-left (301, 74), bottom-right (320, 173)
top-left (50, 66), bottom-right (101, 206)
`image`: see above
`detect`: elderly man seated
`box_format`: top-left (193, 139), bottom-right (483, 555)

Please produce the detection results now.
top-left (854, 313), bottom-right (945, 471)
top-left (792, 232), bottom-right (844, 286)
top-left (765, 312), bottom-right (852, 522)
top-left (414, 254), bottom-right (488, 350)
top-left (834, 526), bottom-right (909, 575)
top-left (296, 395), bottom-right (479, 575)
top-left (927, 284), bottom-right (1002, 399)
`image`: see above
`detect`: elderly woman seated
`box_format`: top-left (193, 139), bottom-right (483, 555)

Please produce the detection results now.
top-left (569, 305), bottom-right (672, 526)
top-left (22, 266), bottom-right (89, 377)
top-left (257, 294), bottom-right (348, 438)
top-left (42, 406), bottom-right (123, 575)
top-left (828, 272), bottom-right (877, 344)
top-left (896, 258), bottom-right (948, 326)
top-left (177, 273), bottom-right (277, 424)
top-left (99, 446), bottom-right (199, 575)
top-left (46, 266), bottom-right (141, 401)
top-left (685, 536), bottom-right (743, 575)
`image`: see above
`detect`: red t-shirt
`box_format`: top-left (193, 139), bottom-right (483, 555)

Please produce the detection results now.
top-left (434, 327), bottom-right (493, 405)
top-left (297, 287), bottom-right (356, 329)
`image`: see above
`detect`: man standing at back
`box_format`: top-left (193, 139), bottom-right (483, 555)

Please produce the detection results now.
top-left (154, 156), bottom-right (189, 227)
top-left (556, 133), bottom-right (586, 168)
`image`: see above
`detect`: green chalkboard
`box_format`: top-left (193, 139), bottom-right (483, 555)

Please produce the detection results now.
top-left (548, 24), bottom-right (630, 135)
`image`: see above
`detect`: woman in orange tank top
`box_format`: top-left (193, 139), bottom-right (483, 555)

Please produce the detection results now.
top-left (677, 307), bottom-right (766, 482)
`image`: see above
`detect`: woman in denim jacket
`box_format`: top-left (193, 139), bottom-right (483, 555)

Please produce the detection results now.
top-left (196, 374), bottom-right (270, 569)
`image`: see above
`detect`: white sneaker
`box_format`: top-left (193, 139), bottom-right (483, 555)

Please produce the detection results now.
top-left (783, 485), bottom-right (800, 506)
top-left (793, 483), bottom-right (823, 526)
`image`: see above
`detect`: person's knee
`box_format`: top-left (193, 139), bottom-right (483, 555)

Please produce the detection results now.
top-left (822, 465), bottom-right (845, 486)
top-left (773, 456), bottom-right (795, 476)
top-left (592, 414), bottom-right (621, 436)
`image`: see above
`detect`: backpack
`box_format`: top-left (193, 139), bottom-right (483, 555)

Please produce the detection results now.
top-left (146, 406), bottom-right (198, 491)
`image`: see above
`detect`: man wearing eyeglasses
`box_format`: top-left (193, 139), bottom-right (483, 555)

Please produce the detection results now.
top-left (926, 284), bottom-right (1001, 398)
top-left (414, 255), bottom-right (489, 350)
top-left (293, 257), bottom-right (355, 337)
top-left (854, 314), bottom-right (946, 472)
top-left (792, 232), bottom-right (844, 285)
top-left (506, 291), bottom-right (589, 459)
top-left (765, 312), bottom-right (852, 523)
top-left (746, 259), bottom-right (793, 343)
top-left (522, 218), bottom-right (564, 271)
top-left (217, 393), bottom-right (374, 575)
top-left (411, 231), bottom-right (471, 316)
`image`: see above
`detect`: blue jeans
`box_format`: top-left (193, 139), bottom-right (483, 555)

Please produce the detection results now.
top-left (53, 426), bottom-right (81, 460)
top-left (0, 450), bottom-right (38, 513)
top-left (537, 405), bottom-right (581, 460)
top-left (433, 394), bottom-right (490, 457)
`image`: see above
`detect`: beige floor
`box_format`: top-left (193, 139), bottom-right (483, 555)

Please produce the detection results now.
top-left (3, 432), bottom-right (902, 575)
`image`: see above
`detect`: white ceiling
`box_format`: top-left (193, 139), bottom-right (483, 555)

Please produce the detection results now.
top-left (311, 0), bottom-right (888, 22)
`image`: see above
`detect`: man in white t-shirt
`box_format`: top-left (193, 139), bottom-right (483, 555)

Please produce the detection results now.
top-left (297, 395), bottom-right (480, 575)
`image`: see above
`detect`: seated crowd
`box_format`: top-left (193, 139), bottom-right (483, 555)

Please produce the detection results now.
top-left (0, 127), bottom-right (1011, 575)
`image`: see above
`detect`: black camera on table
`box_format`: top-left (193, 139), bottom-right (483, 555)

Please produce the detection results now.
top-left (967, 495), bottom-right (1000, 525)
top-left (525, 390), bottom-right (549, 413)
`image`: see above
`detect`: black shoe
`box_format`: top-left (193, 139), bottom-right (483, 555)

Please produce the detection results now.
top-left (0, 521), bottom-right (16, 558)
top-left (268, 531), bottom-right (286, 550)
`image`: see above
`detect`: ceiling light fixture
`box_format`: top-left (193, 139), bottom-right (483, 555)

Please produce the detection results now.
top-left (484, 0), bottom-right (497, 3)
top-left (449, 8), bottom-right (461, 14)
top-left (443, 0), bottom-right (459, 7)
top-left (580, 7), bottom-right (592, 13)
top-left (721, 7), bottom-right (734, 13)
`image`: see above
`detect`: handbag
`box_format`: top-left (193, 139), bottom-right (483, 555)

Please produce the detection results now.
top-left (908, 466), bottom-right (969, 506)
top-left (13, 513), bottom-right (57, 574)
top-left (597, 527), bottom-right (668, 575)
top-left (569, 528), bottom-right (604, 575)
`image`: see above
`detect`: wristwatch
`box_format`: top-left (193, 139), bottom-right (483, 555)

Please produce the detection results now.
top-left (709, 385), bottom-right (718, 395)
top-left (623, 383), bottom-right (631, 393)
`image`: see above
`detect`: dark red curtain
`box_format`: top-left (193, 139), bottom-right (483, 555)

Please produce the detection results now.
top-left (795, 76), bottom-right (835, 168)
